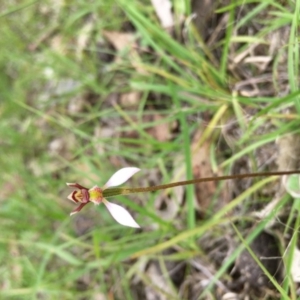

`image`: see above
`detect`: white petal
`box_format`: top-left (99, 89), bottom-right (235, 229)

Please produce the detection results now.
top-left (103, 199), bottom-right (140, 228)
top-left (103, 167), bottom-right (140, 189)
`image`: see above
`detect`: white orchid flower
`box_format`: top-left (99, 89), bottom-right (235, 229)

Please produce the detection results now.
top-left (66, 167), bottom-right (140, 228)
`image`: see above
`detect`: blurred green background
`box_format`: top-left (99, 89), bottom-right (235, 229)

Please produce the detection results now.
top-left (1, 1), bottom-right (300, 299)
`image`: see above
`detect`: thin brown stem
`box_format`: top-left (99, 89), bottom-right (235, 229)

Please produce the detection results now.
top-left (103, 170), bottom-right (300, 198)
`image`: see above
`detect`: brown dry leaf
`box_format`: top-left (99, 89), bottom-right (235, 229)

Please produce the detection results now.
top-left (191, 129), bottom-right (216, 215)
top-left (102, 31), bottom-right (146, 74)
top-left (118, 112), bottom-right (173, 153)
top-left (102, 31), bottom-right (136, 65)
top-left (103, 31), bottom-right (136, 52)
top-left (146, 114), bottom-right (172, 142)
top-left (120, 91), bottom-right (141, 107)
